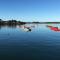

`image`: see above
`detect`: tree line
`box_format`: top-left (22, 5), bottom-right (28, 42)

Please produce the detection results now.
top-left (0, 19), bottom-right (26, 25)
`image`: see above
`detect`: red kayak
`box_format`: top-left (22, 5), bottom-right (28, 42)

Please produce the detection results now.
top-left (47, 25), bottom-right (60, 31)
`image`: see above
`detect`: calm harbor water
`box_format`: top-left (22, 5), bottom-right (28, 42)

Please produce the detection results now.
top-left (0, 24), bottom-right (60, 60)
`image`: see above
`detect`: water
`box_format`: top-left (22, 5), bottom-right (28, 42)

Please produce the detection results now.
top-left (0, 24), bottom-right (60, 60)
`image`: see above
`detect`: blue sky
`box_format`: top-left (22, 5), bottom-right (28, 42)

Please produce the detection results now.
top-left (0, 0), bottom-right (60, 22)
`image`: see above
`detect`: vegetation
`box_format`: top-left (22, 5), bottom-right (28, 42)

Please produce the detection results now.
top-left (0, 19), bottom-right (26, 26)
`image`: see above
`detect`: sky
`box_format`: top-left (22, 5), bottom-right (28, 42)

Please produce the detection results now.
top-left (0, 0), bottom-right (60, 22)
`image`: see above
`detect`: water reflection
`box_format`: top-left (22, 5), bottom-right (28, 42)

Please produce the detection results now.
top-left (0, 24), bottom-right (60, 32)
top-left (0, 24), bottom-right (36, 32)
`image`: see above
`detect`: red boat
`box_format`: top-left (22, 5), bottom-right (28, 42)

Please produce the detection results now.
top-left (47, 25), bottom-right (60, 31)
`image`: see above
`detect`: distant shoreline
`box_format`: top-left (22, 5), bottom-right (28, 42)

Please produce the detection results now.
top-left (26, 22), bottom-right (60, 24)
top-left (0, 19), bottom-right (60, 25)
